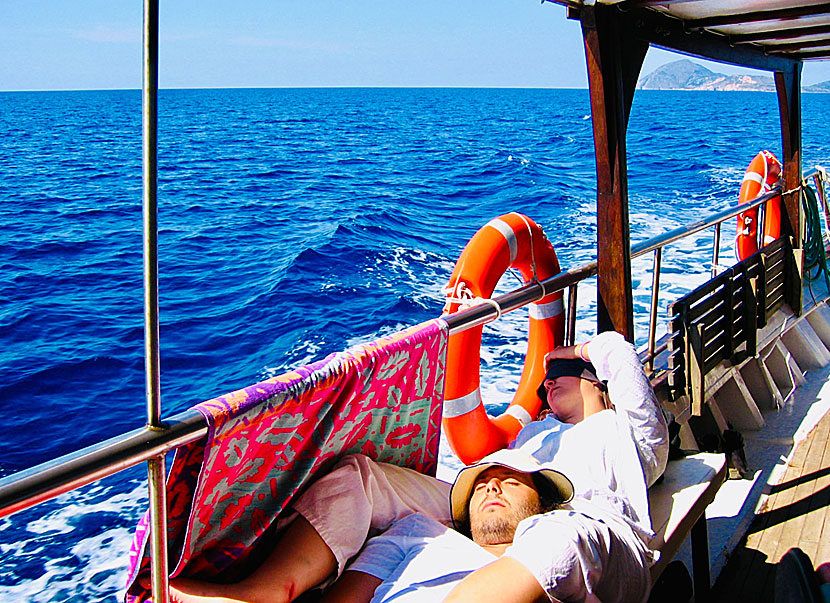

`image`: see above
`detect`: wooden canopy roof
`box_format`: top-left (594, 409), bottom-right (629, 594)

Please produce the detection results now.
top-left (547, 1), bottom-right (830, 70)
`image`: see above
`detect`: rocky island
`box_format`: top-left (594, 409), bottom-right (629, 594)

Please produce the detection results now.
top-left (637, 59), bottom-right (830, 92)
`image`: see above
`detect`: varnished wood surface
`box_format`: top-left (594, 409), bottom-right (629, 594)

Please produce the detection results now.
top-left (711, 409), bottom-right (830, 601)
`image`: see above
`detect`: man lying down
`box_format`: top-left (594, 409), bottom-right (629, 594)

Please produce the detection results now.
top-left (324, 448), bottom-right (576, 602)
top-left (170, 330), bottom-right (669, 603)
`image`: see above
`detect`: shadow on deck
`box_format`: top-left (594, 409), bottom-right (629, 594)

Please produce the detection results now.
top-left (712, 409), bottom-right (830, 601)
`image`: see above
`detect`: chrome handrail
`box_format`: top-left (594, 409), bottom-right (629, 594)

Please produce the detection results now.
top-left (0, 410), bottom-right (206, 518)
top-left (444, 178), bottom-right (795, 334)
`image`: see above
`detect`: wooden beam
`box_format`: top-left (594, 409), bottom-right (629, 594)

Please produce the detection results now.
top-left (687, 3), bottom-right (830, 29)
top-left (775, 64), bottom-right (803, 315)
top-left (625, 0), bottom-right (705, 6)
top-left (766, 38), bottom-right (830, 53)
top-left (796, 49), bottom-right (830, 59)
top-left (603, 4), bottom-right (801, 73)
top-left (581, 4), bottom-right (647, 340)
top-left (730, 23), bottom-right (830, 44)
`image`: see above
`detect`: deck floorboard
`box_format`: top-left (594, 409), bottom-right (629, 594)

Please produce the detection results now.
top-left (711, 410), bottom-right (830, 602)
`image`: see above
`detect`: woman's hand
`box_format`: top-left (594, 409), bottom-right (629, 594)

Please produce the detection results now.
top-left (544, 342), bottom-right (590, 368)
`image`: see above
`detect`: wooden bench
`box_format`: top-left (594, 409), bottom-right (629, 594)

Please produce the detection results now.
top-left (648, 452), bottom-right (728, 600)
top-left (666, 236), bottom-right (797, 416)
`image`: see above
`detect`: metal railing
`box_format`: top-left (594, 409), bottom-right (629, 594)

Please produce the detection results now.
top-left (0, 173), bottom-right (818, 598)
top-left (442, 177), bottom-right (801, 353)
top-left (3, 182), bottom-right (824, 603)
top-left (0, 176), bottom-right (809, 519)
top-left (141, 1), bottom-right (168, 599)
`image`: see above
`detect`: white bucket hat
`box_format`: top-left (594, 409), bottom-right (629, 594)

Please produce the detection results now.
top-left (449, 448), bottom-right (574, 529)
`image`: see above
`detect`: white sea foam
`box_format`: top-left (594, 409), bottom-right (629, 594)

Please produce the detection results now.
top-left (0, 479), bottom-right (147, 602)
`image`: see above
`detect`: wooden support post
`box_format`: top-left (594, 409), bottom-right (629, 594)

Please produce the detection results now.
top-left (775, 64), bottom-right (803, 315)
top-left (580, 4), bottom-right (648, 340)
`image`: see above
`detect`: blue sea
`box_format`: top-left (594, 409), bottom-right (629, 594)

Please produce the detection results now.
top-left (1, 87), bottom-right (829, 601)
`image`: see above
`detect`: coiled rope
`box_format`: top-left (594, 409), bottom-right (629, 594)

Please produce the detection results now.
top-left (801, 173), bottom-right (830, 293)
top-left (443, 281), bottom-right (503, 318)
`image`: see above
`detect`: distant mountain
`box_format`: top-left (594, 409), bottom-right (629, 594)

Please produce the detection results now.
top-left (638, 60), bottom-right (774, 91)
top-left (637, 59), bottom-right (830, 93)
top-left (806, 80), bottom-right (830, 93)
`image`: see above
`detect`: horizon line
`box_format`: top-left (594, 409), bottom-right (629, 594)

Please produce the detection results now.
top-left (2, 85), bottom-right (826, 94)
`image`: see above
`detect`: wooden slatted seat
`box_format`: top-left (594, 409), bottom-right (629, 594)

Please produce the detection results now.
top-left (648, 452), bottom-right (728, 598)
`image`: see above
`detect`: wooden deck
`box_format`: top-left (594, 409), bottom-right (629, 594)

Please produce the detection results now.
top-left (711, 409), bottom-right (830, 601)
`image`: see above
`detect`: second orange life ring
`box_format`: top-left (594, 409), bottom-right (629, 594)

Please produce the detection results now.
top-left (736, 150), bottom-right (782, 261)
top-left (442, 212), bottom-right (564, 465)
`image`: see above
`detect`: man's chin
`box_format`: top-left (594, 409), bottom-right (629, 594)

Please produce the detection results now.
top-left (469, 501), bottom-right (543, 546)
top-left (470, 516), bottom-right (518, 546)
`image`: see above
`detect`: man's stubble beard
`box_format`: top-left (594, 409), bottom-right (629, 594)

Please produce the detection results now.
top-left (470, 497), bottom-right (543, 546)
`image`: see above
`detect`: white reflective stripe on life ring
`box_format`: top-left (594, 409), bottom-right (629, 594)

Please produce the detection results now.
top-left (504, 404), bottom-right (533, 427)
top-left (742, 171), bottom-right (765, 185)
top-left (487, 218), bottom-right (518, 264)
top-left (443, 389), bottom-right (482, 418)
top-left (529, 298), bottom-right (564, 320)
top-left (763, 234), bottom-right (776, 244)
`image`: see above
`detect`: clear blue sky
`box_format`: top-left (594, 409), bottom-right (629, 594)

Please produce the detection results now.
top-left (3, 1), bottom-right (830, 91)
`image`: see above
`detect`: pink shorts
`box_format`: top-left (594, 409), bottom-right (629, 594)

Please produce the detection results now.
top-left (292, 454), bottom-right (451, 576)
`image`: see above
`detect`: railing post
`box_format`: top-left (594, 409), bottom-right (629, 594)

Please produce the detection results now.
top-left (744, 265), bottom-right (758, 358)
top-left (143, 0), bottom-right (169, 601)
top-left (757, 251), bottom-right (768, 328)
top-left (725, 268), bottom-right (736, 364)
top-left (758, 200), bottom-right (766, 252)
top-left (567, 284), bottom-right (579, 346)
top-left (647, 248), bottom-right (662, 371)
top-left (711, 223), bottom-right (721, 278)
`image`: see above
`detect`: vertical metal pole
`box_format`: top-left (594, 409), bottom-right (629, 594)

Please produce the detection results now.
top-left (143, 1), bottom-right (169, 601)
top-left (711, 223), bottom-right (721, 278)
top-left (647, 248), bottom-right (662, 371)
top-left (567, 284), bottom-right (578, 346)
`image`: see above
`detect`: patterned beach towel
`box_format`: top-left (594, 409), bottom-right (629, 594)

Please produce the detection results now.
top-left (124, 318), bottom-right (448, 601)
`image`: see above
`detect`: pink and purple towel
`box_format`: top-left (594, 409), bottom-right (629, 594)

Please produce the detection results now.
top-left (125, 318), bottom-right (447, 601)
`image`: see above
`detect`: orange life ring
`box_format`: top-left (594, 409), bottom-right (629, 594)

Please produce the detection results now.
top-left (736, 150), bottom-right (782, 261)
top-left (442, 213), bottom-right (565, 465)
